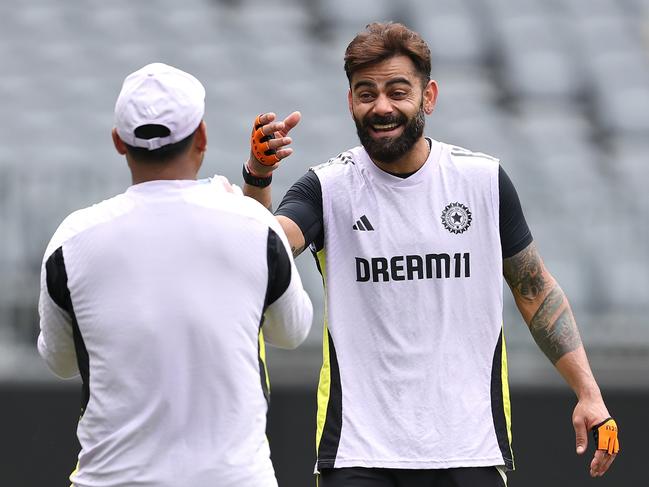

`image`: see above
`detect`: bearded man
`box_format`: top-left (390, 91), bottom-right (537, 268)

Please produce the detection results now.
top-left (241, 22), bottom-right (619, 487)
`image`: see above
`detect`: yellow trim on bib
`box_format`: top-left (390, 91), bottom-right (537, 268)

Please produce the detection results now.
top-left (501, 328), bottom-right (514, 460)
top-left (259, 329), bottom-right (270, 394)
top-left (315, 249), bottom-right (330, 454)
top-left (69, 460), bottom-right (79, 487)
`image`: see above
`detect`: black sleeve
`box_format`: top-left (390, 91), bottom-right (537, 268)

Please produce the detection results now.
top-left (46, 247), bottom-right (74, 314)
top-left (45, 246), bottom-right (90, 411)
top-left (264, 228), bottom-right (292, 308)
top-left (499, 166), bottom-right (533, 258)
top-left (274, 170), bottom-right (324, 251)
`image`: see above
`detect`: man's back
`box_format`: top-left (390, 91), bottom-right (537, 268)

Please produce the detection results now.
top-left (39, 179), bottom-right (311, 486)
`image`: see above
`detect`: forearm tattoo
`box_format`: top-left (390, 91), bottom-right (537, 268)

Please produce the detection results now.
top-left (291, 244), bottom-right (305, 257)
top-left (503, 243), bottom-right (546, 300)
top-left (504, 243), bottom-right (582, 364)
top-left (529, 286), bottom-right (582, 364)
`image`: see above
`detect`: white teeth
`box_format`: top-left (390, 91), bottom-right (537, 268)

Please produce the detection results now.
top-left (373, 123), bottom-right (399, 130)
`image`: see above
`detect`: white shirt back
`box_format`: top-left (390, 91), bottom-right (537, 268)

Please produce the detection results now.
top-left (38, 178), bottom-right (312, 487)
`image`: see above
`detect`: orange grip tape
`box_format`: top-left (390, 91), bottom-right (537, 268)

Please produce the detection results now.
top-left (251, 114), bottom-right (280, 166)
top-left (592, 418), bottom-right (620, 455)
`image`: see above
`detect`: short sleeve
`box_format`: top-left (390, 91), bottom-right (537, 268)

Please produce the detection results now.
top-left (275, 170), bottom-right (324, 251)
top-left (499, 166), bottom-right (533, 258)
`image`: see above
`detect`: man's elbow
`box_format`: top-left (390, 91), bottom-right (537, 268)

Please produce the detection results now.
top-left (280, 318), bottom-right (312, 350)
top-left (43, 356), bottom-right (80, 379)
top-left (265, 295), bottom-right (313, 349)
top-left (38, 338), bottom-right (79, 379)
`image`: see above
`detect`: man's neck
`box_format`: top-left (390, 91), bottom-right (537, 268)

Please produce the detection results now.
top-left (129, 160), bottom-right (198, 185)
top-left (369, 137), bottom-right (430, 175)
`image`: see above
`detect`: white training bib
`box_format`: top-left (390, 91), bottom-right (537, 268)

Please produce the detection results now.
top-left (39, 179), bottom-right (312, 487)
top-left (313, 140), bottom-right (513, 471)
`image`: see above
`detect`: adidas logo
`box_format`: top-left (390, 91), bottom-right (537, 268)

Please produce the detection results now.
top-left (352, 215), bottom-right (374, 231)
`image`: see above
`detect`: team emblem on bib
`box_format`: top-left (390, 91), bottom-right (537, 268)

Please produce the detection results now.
top-left (441, 202), bottom-right (472, 234)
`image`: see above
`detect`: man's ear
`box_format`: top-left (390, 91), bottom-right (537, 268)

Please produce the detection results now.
top-left (423, 80), bottom-right (438, 115)
top-left (347, 89), bottom-right (353, 115)
top-left (194, 121), bottom-right (207, 153)
top-left (112, 128), bottom-right (127, 155)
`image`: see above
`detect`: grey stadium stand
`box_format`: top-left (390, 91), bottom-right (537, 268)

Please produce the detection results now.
top-left (0, 0), bottom-right (647, 388)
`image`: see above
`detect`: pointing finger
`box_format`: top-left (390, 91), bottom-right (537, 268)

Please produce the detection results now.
top-left (280, 111), bottom-right (301, 136)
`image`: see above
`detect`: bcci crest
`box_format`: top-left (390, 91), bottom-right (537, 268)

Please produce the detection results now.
top-left (441, 202), bottom-right (472, 234)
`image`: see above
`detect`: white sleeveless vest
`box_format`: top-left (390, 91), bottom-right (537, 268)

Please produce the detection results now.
top-left (312, 139), bottom-right (513, 471)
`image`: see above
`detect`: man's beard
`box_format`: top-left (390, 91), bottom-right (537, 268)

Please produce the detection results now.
top-left (354, 104), bottom-right (425, 164)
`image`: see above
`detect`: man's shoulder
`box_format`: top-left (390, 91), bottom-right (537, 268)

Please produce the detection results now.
top-left (236, 195), bottom-right (282, 229)
top-left (191, 180), bottom-right (286, 240)
top-left (232, 197), bottom-right (287, 243)
top-left (190, 178), bottom-right (275, 227)
top-left (310, 148), bottom-right (358, 175)
top-left (444, 142), bottom-right (500, 165)
top-left (441, 142), bottom-right (501, 179)
top-left (44, 192), bottom-right (132, 260)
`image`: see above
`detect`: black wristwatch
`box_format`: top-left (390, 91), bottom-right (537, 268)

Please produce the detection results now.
top-left (242, 163), bottom-right (272, 188)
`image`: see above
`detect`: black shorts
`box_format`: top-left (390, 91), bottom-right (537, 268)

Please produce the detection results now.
top-left (318, 466), bottom-right (507, 487)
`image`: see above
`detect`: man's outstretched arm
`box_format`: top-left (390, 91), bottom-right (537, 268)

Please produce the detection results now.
top-left (503, 242), bottom-right (619, 477)
top-left (242, 111), bottom-right (300, 210)
top-left (242, 112), bottom-right (310, 257)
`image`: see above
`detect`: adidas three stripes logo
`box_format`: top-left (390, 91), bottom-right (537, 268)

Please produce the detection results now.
top-left (353, 215), bottom-right (374, 231)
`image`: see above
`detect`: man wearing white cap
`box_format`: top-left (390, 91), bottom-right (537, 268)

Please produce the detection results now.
top-left (37, 63), bottom-right (313, 487)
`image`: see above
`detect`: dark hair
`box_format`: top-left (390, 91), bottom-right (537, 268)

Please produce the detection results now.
top-left (344, 22), bottom-right (431, 86)
top-left (125, 125), bottom-right (199, 163)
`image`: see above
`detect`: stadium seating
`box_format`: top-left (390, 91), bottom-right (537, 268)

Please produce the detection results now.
top-left (1, 0), bottom-right (647, 384)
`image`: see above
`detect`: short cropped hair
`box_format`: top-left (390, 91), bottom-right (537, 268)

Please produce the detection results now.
top-left (344, 22), bottom-right (431, 86)
top-left (125, 126), bottom-right (199, 163)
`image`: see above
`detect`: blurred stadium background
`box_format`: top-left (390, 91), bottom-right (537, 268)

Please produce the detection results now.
top-left (1, 0), bottom-right (647, 485)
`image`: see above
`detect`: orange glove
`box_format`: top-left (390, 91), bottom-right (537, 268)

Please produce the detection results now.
top-left (592, 418), bottom-right (620, 455)
top-left (251, 114), bottom-right (280, 166)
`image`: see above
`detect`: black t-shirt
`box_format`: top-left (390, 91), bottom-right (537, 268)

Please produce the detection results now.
top-left (276, 165), bottom-right (532, 258)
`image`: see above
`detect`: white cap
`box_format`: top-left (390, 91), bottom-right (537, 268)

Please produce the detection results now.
top-left (114, 63), bottom-right (205, 150)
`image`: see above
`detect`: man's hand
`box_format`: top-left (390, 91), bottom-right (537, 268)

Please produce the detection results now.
top-left (572, 397), bottom-right (619, 477)
top-left (503, 244), bottom-right (619, 478)
top-left (248, 111), bottom-right (301, 176)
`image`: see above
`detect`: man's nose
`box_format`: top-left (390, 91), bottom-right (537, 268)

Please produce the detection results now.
top-left (373, 94), bottom-right (393, 116)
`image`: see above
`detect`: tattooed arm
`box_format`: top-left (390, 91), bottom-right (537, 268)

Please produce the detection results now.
top-left (503, 242), bottom-right (582, 363)
top-left (277, 215), bottom-right (307, 257)
top-left (504, 242), bottom-right (617, 477)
